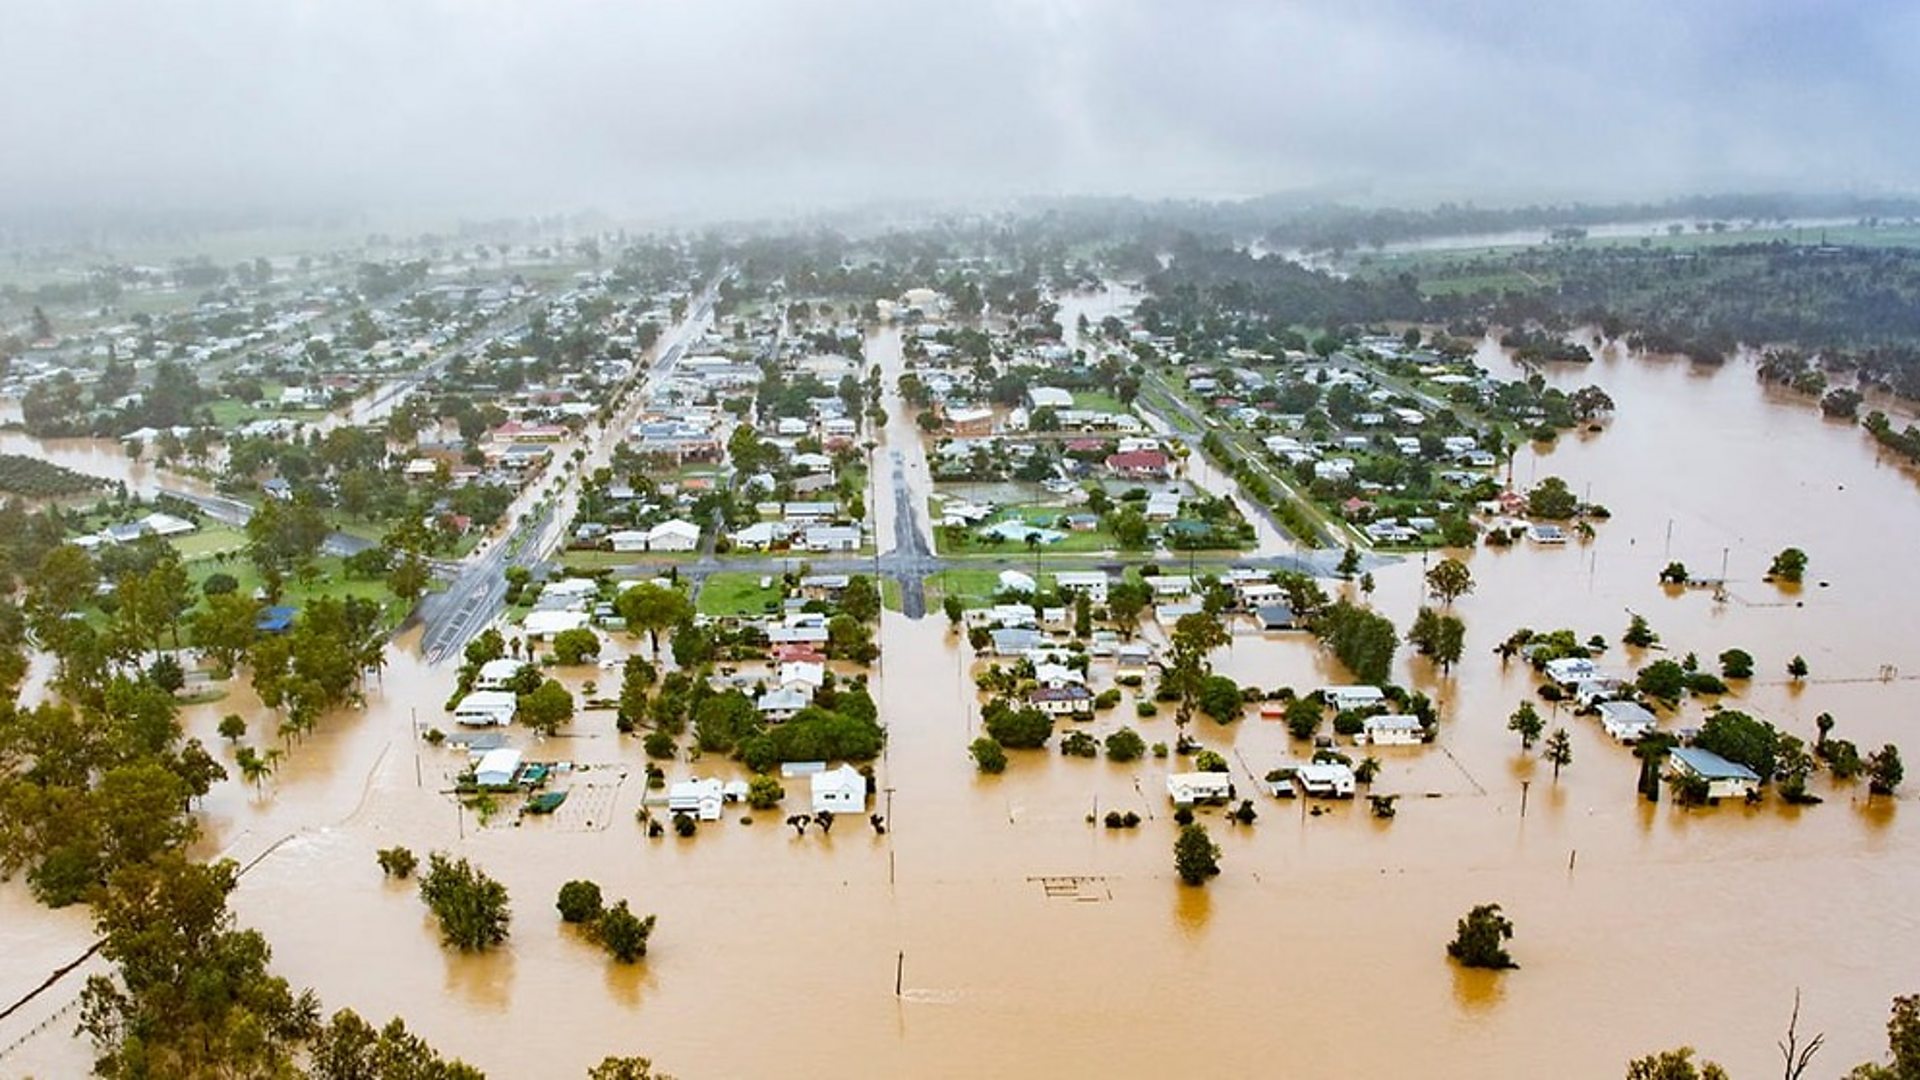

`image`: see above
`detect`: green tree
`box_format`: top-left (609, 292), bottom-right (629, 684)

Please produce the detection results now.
top-left (218, 713), bottom-right (247, 743)
top-left (1447, 903), bottom-right (1517, 969)
top-left (1849, 993), bottom-right (1920, 1079)
top-left (1196, 674), bottom-right (1244, 723)
top-left (1408, 606), bottom-right (1466, 672)
top-left (839, 575), bottom-right (881, 622)
top-left (1867, 744), bottom-right (1905, 798)
top-left (1109, 507), bottom-right (1149, 550)
top-left (376, 846), bottom-right (418, 879)
top-left (588, 1056), bottom-right (674, 1080)
top-left (1527, 476), bottom-right (1579, 519)
top-left (943, 594), bottom-right (965, 628)
top-left (1718, 648), bottom-right (1754, 679)
top-left (1508, 701), bottom-right (1544, 749)
top-left (1311, 601), bottom-right (1397, 685)
top-left (1174, 822), bottom-right (1221, 886)
top-left (617, 583), bottom-right (690, 656)
top-left (419, 853), bottom-right (511, 951)
top-left (1104, 727), bottom-right (1146, 762)
top-left (595, 900), bottom-right (657, 963)
top-left (550, 627), bottom-right (602, 665)
top-left (1624, 1048), bottom-right (1729, 1080)
top-left (464, 628), bottom-right (506, 667)
top-left (1106, 579), bottom-right (1151, 637)
top-left (969, 736), bottom-right (1007, 774)
top-left (746, 773), bottom-right (785, 810)
top-left (1623, 613), bottom-right (1659, 647)
top-left (517, 679), bottom-right (576, 735)
top-left (1166, 612), bottom-right (1232, 725)
top-left (1425, 557), bottom-right (1474, 605)
top-left (1544, 728), bottom-right (1573, 780)
top-left (79, 854), bottom-right (323, 1075)
top-left (1285, 697), bottom-right (1324, 740)
top-left (1788, 654), bottom-right (1810, 680)
top-left (557, 879), bottom-right (605, 924)
top-left (308, 1009), bottom-right (486, 1080)
top-left (1769, 547), bottom-right (1809, 584)
top-left (983, 700), bottom-right (1053, 749)
top-left (1693, 710), bottom-right (1780, 778)
top-left (1637, 659), bottom-right (1688, 705)
top-left (1337, 546), bottom-right (1362, 579)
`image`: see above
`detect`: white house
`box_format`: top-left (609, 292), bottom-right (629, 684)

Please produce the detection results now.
top-left (453, 690), bottom-right (519, 727)
top-left (1595, 700), bottom-right (1657, 743)
top-left (1320, 686), bottom-right (1386, 712)
top-left (646, 519), bottom-right (701, 552)
top-left (473, 659), bottom-right (524, 691)
top-left (1295, 762), bottom-right (1357, 799)
top-left (1668, 747), bottom-right (1761, 801)
top-left (608, 530), bottom-right (651, 553)
top-left (473, 747), bottom-right (523, 787)
top-left (1360, 715), bottom-right (1424, 746)
top-left (1144, 491), bottom-right (1182, 521)
top-left (1115, 643), bottom-right (1154, 680)
top-left (1542, 657), bottom-right (1599, 686)
top-left (668, 777), bottom-right (726, 821)
top-left (998, 569), bottom-right (1037, 595)
top-left (802, 525), bottom-right (861, 552)
top-left (1167, 772), bottom-right (1234, 806)
top-left (1032, 662), bottom-right (1084, 689)
top-left (523, 609), bottom-right (590, 639)
top-left (1053, 570), bottom-right (1110, 605)
top-left (810, 764), bottom-right (867, 815)
top-left (778, 660), bottom-right (826, 691)
top-left (756, 686), bottom-right (812, 722)
top-left (1029, 684), bottom-right (1093, 716)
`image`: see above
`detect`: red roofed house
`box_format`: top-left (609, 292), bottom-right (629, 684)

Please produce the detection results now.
top-left (1104, 450), bottom-right (1171, 480)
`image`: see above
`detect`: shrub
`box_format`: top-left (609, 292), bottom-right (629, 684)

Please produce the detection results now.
top-left (1135, 700), bottom-right (1158, 718)
top-left (557, 879), bottom-right (604, 925)
top-left (1093, 689), bottom-right (1121, 710)
top-left (419, 854), bottom-right (511, 952)
top-left (1151, 741), bottom-right (1169, 758)
top-left (969, 737), bottom-right (1007, 774)
top-left (746, 774), bottom-right (785, 810)
top-left (672, 812), bottom-right (696, 837)
top-left (1447, 903), bottom-right (1517, 969)
top-left (375, 846), bottom-right (417, 879)
top-left (1060, 731), bottom-right (1098, 757)
top-left (642, 731), bottom-right (677, 759)
top-left (1332, 711), bottom-right (1366, 737)
top-left (1104, 727), bottom-right (1147, 762)
top-left (1193, 749), bottom-right (1228, 773)
top-left (595, 901), bottom-right (657, 963)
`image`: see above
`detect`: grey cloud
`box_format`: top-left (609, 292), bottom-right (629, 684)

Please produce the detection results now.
top-left (1, 0), bottom-right (1914, 221)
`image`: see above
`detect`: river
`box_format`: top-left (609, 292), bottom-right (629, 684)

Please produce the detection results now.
top-left (3, 326), bottom-right (1917, 1078)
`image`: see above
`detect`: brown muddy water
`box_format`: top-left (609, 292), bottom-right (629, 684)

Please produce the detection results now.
top-left (4, 336), bottom-right (1920, 1078)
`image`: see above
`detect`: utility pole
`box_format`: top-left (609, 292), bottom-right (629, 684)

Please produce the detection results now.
top-left (1519, 779), bottom-right (1531, 819)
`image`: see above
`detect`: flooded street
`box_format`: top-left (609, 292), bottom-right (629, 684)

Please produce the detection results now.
top-left (4, 337), bottom-right (1919, 1078)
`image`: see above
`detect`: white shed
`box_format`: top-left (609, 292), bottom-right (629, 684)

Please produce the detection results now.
top-left (667, 778), bottom-right (726, 821)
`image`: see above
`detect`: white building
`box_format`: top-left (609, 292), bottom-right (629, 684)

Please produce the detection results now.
top-left (453, 690), bottom-right (519, 727)
top-left (1595, 700), bottom-right (1657, 743)
top-left (473, 659), bottom-right (524, 691)
top-left (1360, 715), bottom-right (1424, 746)
top-left (668, 777), bottom-right (726, 821)
top-left (1295, 762), bottom-right (1357, 799)
top-left (646, 519), bottom-right (701, 552)
top-left (1167, 772), bottom-right (1234, 806)
top-left (810, 764), bottom-right (868, 815)
top-left (473, 747), bottom-right (523, 787)
top-left (1320, 686), bottom-right (1386, 712)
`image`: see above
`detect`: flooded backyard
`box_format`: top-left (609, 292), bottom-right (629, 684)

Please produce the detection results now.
top-left (4, 334), bottom-right (1919, 1077)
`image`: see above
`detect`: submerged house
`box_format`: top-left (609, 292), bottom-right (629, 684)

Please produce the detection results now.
top-left (1668, 747), bottom-right (1761, 801)
top-left (1166, 772), bottom-right (1234, 806)
top-left (810, 764), bottom-right (868, 815)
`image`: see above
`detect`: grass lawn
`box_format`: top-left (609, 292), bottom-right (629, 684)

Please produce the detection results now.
top-left (1072, 390), bottom-right (1131, 415)
top-left (204, 387), bottom-right (285, 429)
top-left (169, 525), bottom-right (249, 559)
top-left (696, 571), bottom-right (783, 617)
top-left (924, 568), bottom-right (1011, 609)
top-left (184, 555), bottom-right (409, 628)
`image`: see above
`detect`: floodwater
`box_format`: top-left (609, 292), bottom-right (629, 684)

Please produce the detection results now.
top-left (5, 330), bottom-right (1920, 1079)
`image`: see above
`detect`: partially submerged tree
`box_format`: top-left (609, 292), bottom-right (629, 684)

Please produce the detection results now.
top-left (1447, 903), bottom-right (1517, 969)
top-left (1173, 822), bottom-right (1221, 886)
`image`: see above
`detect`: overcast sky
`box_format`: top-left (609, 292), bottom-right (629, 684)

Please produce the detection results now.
top-left (4, 0), bottom-right (1915, 222)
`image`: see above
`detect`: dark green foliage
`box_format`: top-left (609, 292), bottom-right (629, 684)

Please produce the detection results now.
top-left (1174, 822), bottom-right (1221, 886)
top-left (983, 699), bottom-right (1053, 749)
top-left (1104, 727), bottom-right (1146, 762)
top-left (1693, 710), bottom-right (1780, 779)
top-left (1447, 903), bottom-right (1517, 969)
top-left (595, 901), bottom-right (657, 963)
top-left (1718, 649), bottom-right (1754, 679)
top-left (418, 853), bottom-right (511, 951)
top-left (969, 737), bottom-right (1007, 774)
top-left (1311, 601), bottom-right (1397, 685)
top-left (1060, 731), bottom-right (1098, 757)
top-left (557, 879), bottom-right (604, 924)
top-left (375, 846), bottom-right (417, 879)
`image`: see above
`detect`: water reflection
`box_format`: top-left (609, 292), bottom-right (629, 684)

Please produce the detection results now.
top-left (1450, 964), bottom-right (1508, 1014)
top-left (442, 944), bottom-right (516, 1012)
top-left (1172, 882), bottom-right (1212, 941)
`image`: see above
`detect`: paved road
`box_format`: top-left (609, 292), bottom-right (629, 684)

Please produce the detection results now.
top-left (414, 274), bottom-right (726, 664)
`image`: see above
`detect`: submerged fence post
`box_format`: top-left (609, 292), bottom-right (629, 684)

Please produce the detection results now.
top-left (895, 951), bottom-right (904, 997)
